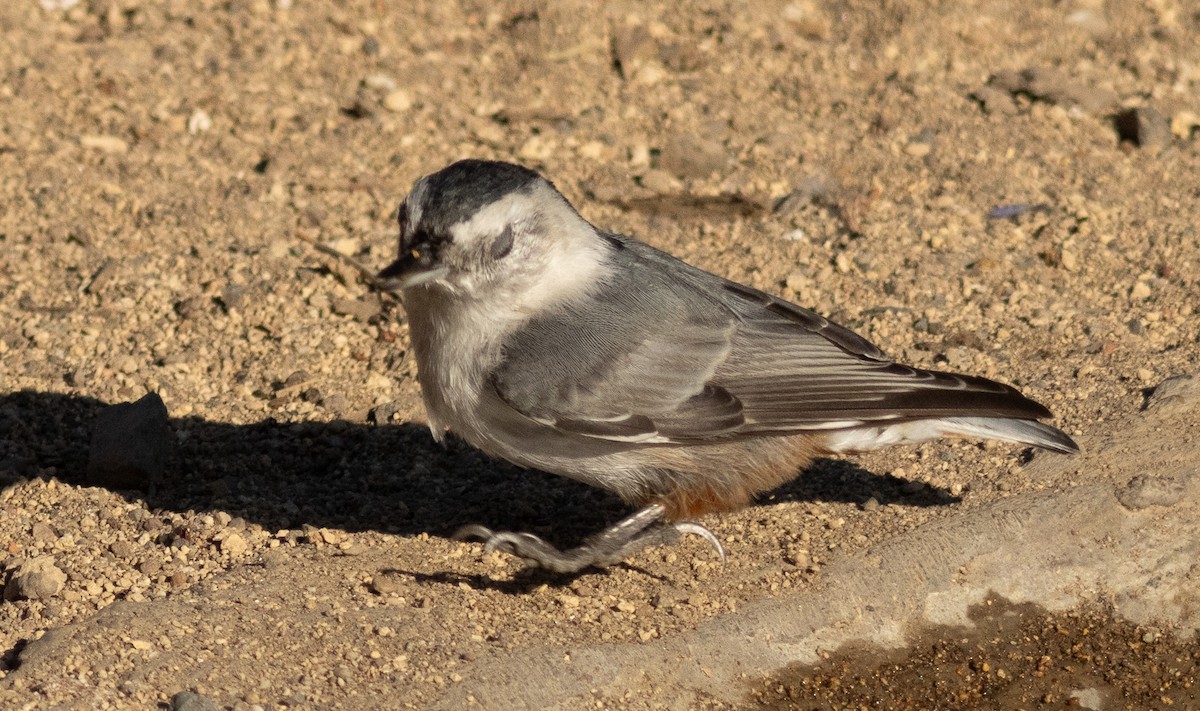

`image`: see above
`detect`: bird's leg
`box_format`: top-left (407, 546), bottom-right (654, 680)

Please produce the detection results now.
top-left (453, 504), bottom-right (726, 574)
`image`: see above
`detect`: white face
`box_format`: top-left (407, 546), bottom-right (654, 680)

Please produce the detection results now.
top-left (396, 179), bottom-right (608, 307)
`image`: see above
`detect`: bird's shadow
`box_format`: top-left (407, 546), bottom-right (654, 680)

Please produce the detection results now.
top-left (0, 390), bottom-right (958, 574)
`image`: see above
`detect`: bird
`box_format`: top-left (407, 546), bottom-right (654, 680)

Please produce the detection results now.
top-left (375, 159), bottom-right (1079, 573)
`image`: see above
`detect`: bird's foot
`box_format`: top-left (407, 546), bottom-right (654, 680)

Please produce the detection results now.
top-left (453, 504), bottom-right (725, 574)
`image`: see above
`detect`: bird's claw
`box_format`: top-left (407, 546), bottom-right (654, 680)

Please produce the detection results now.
top-left (451, 508), bottom-right (726, 573)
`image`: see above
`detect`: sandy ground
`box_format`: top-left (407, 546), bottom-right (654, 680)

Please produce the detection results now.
top-left (0, 0), bottom-right (1198, 708)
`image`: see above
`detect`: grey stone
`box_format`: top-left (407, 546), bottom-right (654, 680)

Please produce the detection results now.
top-left (1145, 373), bottom-right (1199, 414)
top-left (170, 691), bottom-right (220, 711)
top-left (1115, 106), bottom-right (1173, 151)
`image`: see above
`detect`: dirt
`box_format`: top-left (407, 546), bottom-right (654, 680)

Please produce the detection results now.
top-left (0, 0), bottom-right (1198, 708)
top-left (755, 596), bottom-right (1200, 710)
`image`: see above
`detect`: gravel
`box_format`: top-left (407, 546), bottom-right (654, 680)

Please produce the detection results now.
top-left (0, 0), bottom-right (1197, 707)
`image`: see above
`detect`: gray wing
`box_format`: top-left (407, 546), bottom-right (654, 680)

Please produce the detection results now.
top-left (490, 234), bottom-right (1055, 444)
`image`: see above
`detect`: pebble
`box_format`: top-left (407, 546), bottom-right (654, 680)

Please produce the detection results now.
top-left (170, 691), bottom-right (221, 711)
top-left (382, 89), bottom-right (413, 113)
top-left (971, 85), bottom-right (1017, 115)
top-left (1171, 110), bottom-right (1199, 139)
top-left (1114, 107), bottom-right (1173, 152)
top-left (31, 522), bottom-right (58, 543)
top-left (4, 556), bottom-right (67, 600)
top-left (80, 134), bottom-right (129, 154)
top-left (657, 134), bottom-right (727, 179)
top-left (331, 295), bottom-right (382, 321)
top-left (989, 67), bottom-right (1118, 114)
top-left (220, 532), bottom-right (249, 557)
top-left (639, 169), bottom-right (682, 195)
top-left (1130, 281), bottom-right (1152, 300)
top-left (86, 392), bottom-right (172, 490)
top-left (611, 24), bottom-right (654, 79)
top-left (782, 1), bottom-right (831, 40)
top-left (187, 110), bottom-right (212, 134)
top-left (1144, 373), bottom-right (1200, 415)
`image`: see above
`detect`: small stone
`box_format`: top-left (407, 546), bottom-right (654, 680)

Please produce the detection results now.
top-left (785, 272), bottom-right (811, 292)
top-left (86, 392), bottom-right (172, 490)
top-left (220, 283), bottom-right (247, 311)
top-left (1114, 107), bottom-right (1173, 151)
top-left (904, 141), bottom-right (932, 157)
top-left (1171, 111), bottom-right (1199, 139)
top-left (80, 134), bottom-right (129, 153)
top-left (639, 169), bottom-right (682, 195)
top-left (614, 600), bottom-right (636, 614)
top-left (187, 110), bottom-right (212, 134)
top-left (657, 134), bottom-right (727, 179)
top-left (221, 532), bottom-right (249, 557)
top-left (517, 135), bottom-right (556, 161)
top-left (1130, 281), bottom-right (1152, 300)
top-left (1145, 373), bottom-right (1200, 414)
top-left (576, 140), bottom-right (608, 160)
top-left (971, 85), bottom-right (1017, 115)
top-left (110, 540), bottom-right (137, 559)
top-left (1060, 249), bottom-right (1078, 271)
top-left (370, 571), bottom-right (405, 595)
top-left (369, 400), bottom-right (404, 424)
top-left (331, 295), bottom-right (382, 321)
top-left (321, 394), bottom-right (351, 416)
top-left (612, 24), bottom-right (654, 79)
top-left (382, 89), bottom-right (413, 113)
top-left (782, 1), bottom-right (830, 39)
top-left (170, 691), bottom-right (220, 711)
top-left (31, 522), bottom-right (58, 543)
top-left (4, 557), bottom-right (67, 601)
top-left (861, 497), bottom-right (879, 512)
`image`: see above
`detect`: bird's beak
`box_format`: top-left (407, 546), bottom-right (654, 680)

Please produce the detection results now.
top-left (375, 244), bottom-right (449, 291)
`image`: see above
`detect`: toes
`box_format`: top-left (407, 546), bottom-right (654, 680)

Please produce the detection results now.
top-left (674, 523), bottom-right (727, 564)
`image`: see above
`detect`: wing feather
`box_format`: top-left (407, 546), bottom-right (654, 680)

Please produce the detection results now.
top-left (490, 234), bottom-right (1058, 445)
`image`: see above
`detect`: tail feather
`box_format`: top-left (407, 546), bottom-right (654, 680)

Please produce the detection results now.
top-left (822, 416), bottom-right (1079, 454)
top-left (936, 416), bottom-right (1079, 454)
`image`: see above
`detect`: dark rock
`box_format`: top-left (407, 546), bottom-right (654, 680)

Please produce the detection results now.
top-left (170, 691), bottom-right (220, 711)
top-left (86, 392), bottom-right (171, 489)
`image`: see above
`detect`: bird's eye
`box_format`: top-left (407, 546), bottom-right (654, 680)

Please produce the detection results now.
top-left (490, 224), bottom-right (514, 260)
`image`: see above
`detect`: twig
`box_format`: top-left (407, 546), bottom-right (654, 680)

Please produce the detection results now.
top-left (294, 230), bottom-right (398, 300)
